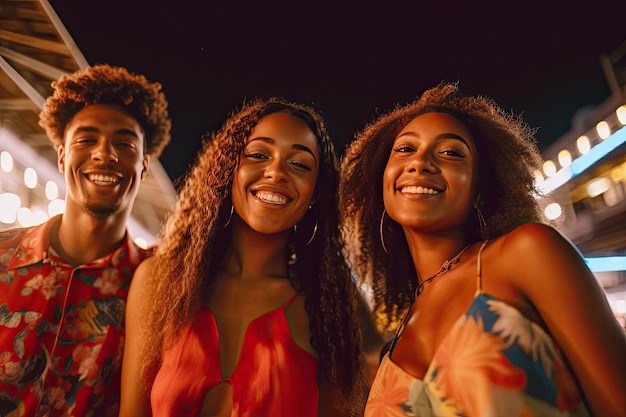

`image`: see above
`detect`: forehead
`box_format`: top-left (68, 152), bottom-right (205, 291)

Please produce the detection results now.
top-left (399, 112), bottom-right (475, 144)
top-left (64, 104), bottom-right (143, 137)
top-left (249, 112), bottom-right (319, 152)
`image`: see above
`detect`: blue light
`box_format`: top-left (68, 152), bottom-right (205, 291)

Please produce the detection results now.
top-left (585, 256), bottom-right (626, 272)
top-left (571, 127), bottom-right (626, 175)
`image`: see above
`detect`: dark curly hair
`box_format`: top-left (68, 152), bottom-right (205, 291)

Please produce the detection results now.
top-left (140, 97), bottom-right (366, 413)
top-left (340, 81), bottom-right (548, 331)
top-left (38, 64), bottom-right (171, 157)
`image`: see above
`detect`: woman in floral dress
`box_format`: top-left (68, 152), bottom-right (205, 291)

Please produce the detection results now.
top-left (340, 82), bottom-right (626, 417)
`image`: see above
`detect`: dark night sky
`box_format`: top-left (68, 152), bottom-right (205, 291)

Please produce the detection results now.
top-left (48, 1), bottom-right (625, 184)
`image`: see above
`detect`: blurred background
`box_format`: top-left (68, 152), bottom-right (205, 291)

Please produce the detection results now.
top-left (0, 0), bottom-right (624, 326)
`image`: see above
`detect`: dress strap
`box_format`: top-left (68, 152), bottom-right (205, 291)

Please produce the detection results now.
top-left (476, 240), bottom-right (489, 292)
top-left (281, 291), bottom-right (299, 309)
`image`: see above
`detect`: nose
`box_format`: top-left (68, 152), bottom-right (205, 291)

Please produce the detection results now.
top-left (264, 158), bottom-right (289, 182)
top-left (406, 150), bottom-right (437, 174)
top-left (92, 141), bottom-right (118, 163)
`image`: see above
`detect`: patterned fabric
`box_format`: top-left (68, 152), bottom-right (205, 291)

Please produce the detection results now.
top-left (365, 294), bottom-right (591, 417)
top-left (151, 293), bottom-right (319, 416)
top-left (0, 216), bottom-right (146, 417)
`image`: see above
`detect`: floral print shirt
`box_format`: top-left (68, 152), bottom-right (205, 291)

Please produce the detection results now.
top-left (365, 292), bottom-right (591, 417)
top-left (0, 216), bottom-right (147, 417)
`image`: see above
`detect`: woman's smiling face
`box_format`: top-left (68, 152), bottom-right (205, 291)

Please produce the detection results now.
top-left (383, 112), bottom-right (478, 234)
top-left (231, 111), bottom-right (320, 235)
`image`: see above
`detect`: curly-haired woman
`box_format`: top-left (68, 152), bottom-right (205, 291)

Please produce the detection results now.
top-left (341, 82), bottom-right (626, 416)
top-left (120, 97), bottom-right (367, 416)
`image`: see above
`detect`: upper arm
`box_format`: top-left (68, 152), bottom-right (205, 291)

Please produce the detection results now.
top-left (317, 376), bottom-right (343, 417)
top-left (505, 223), bottom-right (626, 415)
top-left (119, 257), bottom-right (155, 417)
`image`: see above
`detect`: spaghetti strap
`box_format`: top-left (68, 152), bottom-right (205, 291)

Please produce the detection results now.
top-left (476, 240), bottom-right (489, 292)
top-left (282, 292), bottom-right (299, 309)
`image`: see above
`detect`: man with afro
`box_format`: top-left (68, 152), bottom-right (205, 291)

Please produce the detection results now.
top-left (0, 64), bottom-right (171, 416)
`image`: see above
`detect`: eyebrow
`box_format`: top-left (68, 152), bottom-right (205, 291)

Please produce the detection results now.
top-left (248, 137), bottom-right (318, 162)
top-left (71, 126), bottom-right (141, 139)
top-left (397, 132), bottom-right (471, 149)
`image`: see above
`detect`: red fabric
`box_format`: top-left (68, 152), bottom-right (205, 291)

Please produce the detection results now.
top-left (151, 293), bottom-right (319, 416)
top-left (0, 216), bottom-right (146, 416)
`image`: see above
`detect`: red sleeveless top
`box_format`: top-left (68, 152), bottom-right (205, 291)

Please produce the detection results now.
top-left (150, 293), bottom-right (319, 416)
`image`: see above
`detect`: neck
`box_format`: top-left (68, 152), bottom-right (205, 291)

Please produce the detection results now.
top-left (221, 217), bottom-right (291, 280)
top-left (403, 230), bottom-right (469, 283)
top-left (53, 209), bottom-right (128, 266)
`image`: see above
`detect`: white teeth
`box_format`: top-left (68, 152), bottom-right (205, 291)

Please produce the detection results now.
top-left (255, 191), bottom-right (288, 204)
top-left (89, 174), bottom-right (119, 185)
top-left (401, 185), bottom-right (439, 195)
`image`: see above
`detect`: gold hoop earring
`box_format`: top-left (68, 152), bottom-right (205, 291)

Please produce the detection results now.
top-left (476, 206), bottom-right (486, 231)
top-left (293, 206), bottom-right (318, 246)
top-left (379, 209), bottom-right (389, 254)
top-left (223, 205), bottom-right (234, 229)
top-left (305, 215), bottom-right (318, 246)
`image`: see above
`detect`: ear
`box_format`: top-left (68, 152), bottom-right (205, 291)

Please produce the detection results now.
top-left (57, 145), bottom-right (65, 174)
top-left (141, 154), bottom-right (150, 180)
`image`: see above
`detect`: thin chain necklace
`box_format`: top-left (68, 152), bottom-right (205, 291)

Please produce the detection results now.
top-left (388, 243), bottom-right (471, 353)
top-left (415, 244), bottom-right (471, 297)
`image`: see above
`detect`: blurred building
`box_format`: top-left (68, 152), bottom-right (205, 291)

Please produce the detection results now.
top-left (0, 0), bottom-right (176, 247)
top-left (537, 41), bottom-right (626, 327)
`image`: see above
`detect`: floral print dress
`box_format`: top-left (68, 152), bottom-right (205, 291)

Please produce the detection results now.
top-left (365, 242), bottom-right (590, 417)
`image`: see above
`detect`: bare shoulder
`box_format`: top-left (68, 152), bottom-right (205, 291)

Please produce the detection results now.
top-left (495, 222), bottom-right (582, 264)
top-left (484, 222), bottom-right (592, 303)
top-left (285, 294), bottom-right (316, 358)
top-left (129, 255), bottom-right (158, 294)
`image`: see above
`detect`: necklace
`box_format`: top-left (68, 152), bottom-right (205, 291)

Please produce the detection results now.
top-left (415, 243), bottom-right (471, 297)
top-left (387, 243), bottom-right (471, 354)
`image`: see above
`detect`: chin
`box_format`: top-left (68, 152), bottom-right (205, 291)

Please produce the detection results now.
top-left (84, 202), bottom-right (122, 218)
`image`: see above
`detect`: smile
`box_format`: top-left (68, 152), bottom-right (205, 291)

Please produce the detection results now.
top-left (400, 185), bottom-right (440, 195)
top-left (254, 191), bottom-right (290, 205)
top-left (88, 174), bottom-right (120, 185)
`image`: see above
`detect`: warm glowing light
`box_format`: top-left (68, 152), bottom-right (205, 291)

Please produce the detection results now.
top-left (48, 199), bottom-right (65, 217)
top-left (134, 237), bottom-right (148, 249)
top-left (17, 207), bottom-right (32, 226)
top-left (24, 167), bottom-right (38, 189)
top-left (544, 203), bottom-right (562, 220)
top-left (586, 177), bottom-right (611, 198)
top-left (0, 151), bottom-right (13, 172)
top-left (543, 160), bottom-right (557, 177)
top-left (0, 193), bottom-right (20, 224)
top-left (610, 167), bottom-right (624, 182)
top-left (557, 150), bottom-right (572, 168)
top-left (45, 181), bottom-right (59, 200)
top-left (596, 121), bottom-right (611, 140)
top-left (31, 209), bottom-right (48, 226)
top-left (617, 105), bottom-right (626, 125)
top-left (576, 135), bottom-right (591, 155)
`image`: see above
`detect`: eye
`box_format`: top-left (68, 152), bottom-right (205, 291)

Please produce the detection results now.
top-left (75, 137), bottom-right (97, 145)
top-left (440, 149), bottom-right (466, 157)
top-left (392, 144), bottom-right (416, 153)
top-left (116, 141), bottom-right (137, 150)
top-left (244, 152), bottom-right (268, 160)
top-left (290, 161), bottom-right (312, 172)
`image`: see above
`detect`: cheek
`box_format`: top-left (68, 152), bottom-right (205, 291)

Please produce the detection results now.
top-left (382, 165), bottom-right (397, 209)
top-left (382, 163), bottom-right (397, 191)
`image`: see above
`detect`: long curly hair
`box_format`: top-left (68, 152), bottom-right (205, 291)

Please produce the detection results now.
top-left (141, 97), bottom-right (366, 412)
top-left (38, 64), bottom-right (171, 158)
top-left (340, 81), bottom-right (548, 331)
